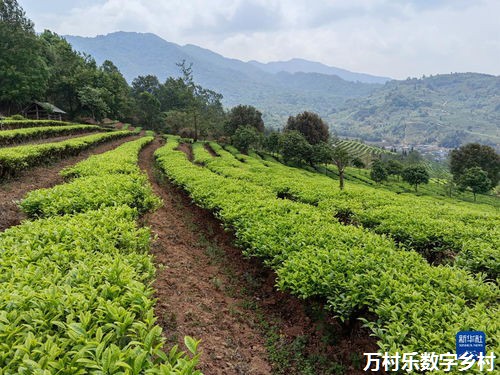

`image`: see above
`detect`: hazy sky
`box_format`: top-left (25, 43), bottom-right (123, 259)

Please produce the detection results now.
top-left (20, 0), bottom-right (500, 79)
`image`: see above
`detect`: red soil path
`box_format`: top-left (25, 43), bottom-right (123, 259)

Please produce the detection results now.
top-left (139, 139), bottom-right (379, 375)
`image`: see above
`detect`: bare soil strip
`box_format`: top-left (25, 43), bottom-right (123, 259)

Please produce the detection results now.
top-left (140, 138), bottom-right (272, 374)
top-left (0, 135), bottom-right (138, 232)
top-left (175, 142), bottom-right (194, 161)
top-left (139, 139), bottom-right (379, 375)
top-left (204, 143), bottom-right (219, 157)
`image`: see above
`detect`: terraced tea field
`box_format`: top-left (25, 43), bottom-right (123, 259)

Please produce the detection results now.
top-left (155, 136), bottom-right (499, 373)
top-left (1, 125), bottom-right (498, 374)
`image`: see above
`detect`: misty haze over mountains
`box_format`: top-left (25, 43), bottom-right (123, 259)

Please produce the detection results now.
top-left (65, 32), bottom-right (385, 123)
top-left (248, 58), bottom-right (390, 84)
top-left (65, 32), bottom-right (390, 84)
top-left (65, 32), bottom-right (499, 147)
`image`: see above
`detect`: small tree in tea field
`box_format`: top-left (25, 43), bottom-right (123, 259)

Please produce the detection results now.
top-left (402, 165), bottom-right (429, 192)
top-left (457, 167), bottom-right (491, 202)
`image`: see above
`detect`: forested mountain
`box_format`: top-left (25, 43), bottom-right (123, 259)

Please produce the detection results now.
top-left (329, 73), bottom-right (500, 147)
top-left (65, 32), bottom-right (382, 126)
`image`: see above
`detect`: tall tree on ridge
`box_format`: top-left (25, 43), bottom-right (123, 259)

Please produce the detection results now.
top-left (285, 111), bottom-right (329, 145)
top-left (225, 105), bottom-right (265, 136)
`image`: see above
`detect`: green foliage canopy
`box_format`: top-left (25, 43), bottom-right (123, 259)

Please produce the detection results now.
top-left (77, 86), bottom-right (110, 121)
top-left (330, 145), bottom-right (350, 190)
top-left (263, 131), bottom-right (280, 155)
top-left (131, 63), bottom-right (225, 135)
top-left (370, 160), bottom-right (388, 183)
top-left (384, 159), bottom-right (404, 177)
top-left (285, 111), bottom-right (329, 145)
top-left (225, 104), bottom-right (265, 136)
top-left (231, 126), bottom-right (261, 153)
top-left (311, 142), bottom-right (333, 166)
top-left (457, 167), bottom-right (492, 202)
top-left (0, 0), bottom-right (48, 109)
top-left (450, 143), bottom-right (500, 188)
top-left (279, 130), bottom-right (312, 165)
top-left (401, 165), bottom-right (430, 192)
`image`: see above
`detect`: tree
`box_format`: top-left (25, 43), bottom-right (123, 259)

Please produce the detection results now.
top-left (401, 165), bottom-right (429, 192)
top-left (311, 142), bottom-right (333, 169)
top-left (0, 0), bottom-right (33, 29)
top-left (279, 131), bottom-right (312, 165)
top-left (263, 131), bottom-right (280, 155)
top-left (225, 105), bottom-right (264, 136)
top-left (351, 157), bottom-right (365, 169)
top-left (129, 63), bottom-right (224, 135)
top-left (385, 159), bottom-right (404, 179)
top-left (175, 60), bottom-right (225, 140)
top-left (192, 85), bottom-right (225, 139)
top-left (231, 126), bottom-right (261, 153)
top-left (136, 91), bottom-right (161, 129)
top-left (176, 60), bottom-right (200, 140)
top-left (370, 160), bottom-right (388, 183)
top-left (457, 167), bottom-right (491, 202)
top-left (40, 30), bottom-right (87, 116)
top-left (285, 111), bottom-right (329, 145)
top-left (0, 0), bottom-right (48, 112)
top-left (331, 146), bottom-right (350, 190)
top-left (450, 143), bottom-right (500, 189)
top-left (98, 60), bottom-right (133, 120)
top-left (159, 76), bottom-right (193, 112)
top-left (131, 75), bottom-right (160, 97)
top-left (163, 110), bottom-right (190, 134)
top-left (40, 31), bottom-right (133, 121)
top-left (77, 86), bottom-right (109, 121)
top-left (443, 179), bottom-right (455, 198)
top-left (405, 149), bottom-right (423, 165)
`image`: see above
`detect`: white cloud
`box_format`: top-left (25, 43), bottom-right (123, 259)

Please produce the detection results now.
top-left (20, 0), bottom-right (500, 79)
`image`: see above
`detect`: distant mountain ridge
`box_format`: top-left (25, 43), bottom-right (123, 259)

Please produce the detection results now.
top-left (64, 31), bottom-right (384, 125)
top-left (65, 32), bottom-right (390, 84)
top-left (248, 58), bottom-right (391, 84)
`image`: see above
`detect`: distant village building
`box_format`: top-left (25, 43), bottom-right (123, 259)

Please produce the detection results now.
top-left (22, 101), bottom-right (67, 121)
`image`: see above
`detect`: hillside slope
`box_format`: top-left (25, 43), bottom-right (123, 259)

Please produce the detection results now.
top-left (330, 73), bottom-right (500, 147)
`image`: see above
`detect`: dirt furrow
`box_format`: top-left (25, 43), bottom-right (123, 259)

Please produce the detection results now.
top-left (139, 139), bottom-right (378, 375)
top-left (139, 139), bottom-right (273, 374)
top-left (0, 134), bottom-right (138, 231)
